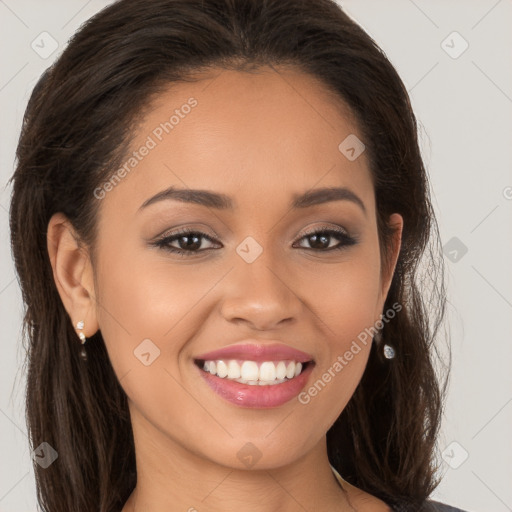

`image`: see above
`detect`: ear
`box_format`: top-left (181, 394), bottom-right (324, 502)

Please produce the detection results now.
top-left (376, 213), bottom-right (403, 318)
top-left (46, 212), bottom-right (99, 339)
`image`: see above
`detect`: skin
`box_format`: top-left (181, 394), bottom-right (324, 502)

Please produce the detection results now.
top-left (47, 65), bottom-right (402, 511)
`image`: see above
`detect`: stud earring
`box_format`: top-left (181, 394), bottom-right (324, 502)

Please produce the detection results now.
top-left (76, 320), bottom-right (86, 343)
top-left (383, 344), bottom-right (396, 359)
top-left (373, 328), bottom-right (396, 359)
top-left (76, 320), bottom-right (87, 361)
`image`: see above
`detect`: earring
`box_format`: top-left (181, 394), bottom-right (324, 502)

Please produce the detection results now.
top-left (373, 328), bottom-right (396, 359)
top-left (76, 320), bottom-right (86, 343)
top-left (383, 344), bottom-right (396, 359)
top-left (76, 320), bottom-right (87, 361)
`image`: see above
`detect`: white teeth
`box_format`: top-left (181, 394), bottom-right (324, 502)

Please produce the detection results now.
top-left (276, 361), bottom-right (287, 379)
top-left (240, 361), bottom-right (259, 381)
top-left (259, 361), bottom-right (276, 381)
top-left (216, 360), bottom-right (228, 378)
top-left (227, 360), bottom-right (241, 379)
top-left (200, 359), bottom-right (307, 383)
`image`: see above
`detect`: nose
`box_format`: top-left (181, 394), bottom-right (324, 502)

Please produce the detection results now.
top-left (220, 254), bottom-right (302, 331)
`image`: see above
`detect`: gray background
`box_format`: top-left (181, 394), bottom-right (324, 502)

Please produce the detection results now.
top-left (1, 1), bottom-right (511, 511)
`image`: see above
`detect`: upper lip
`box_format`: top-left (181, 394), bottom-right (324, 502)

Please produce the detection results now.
top-left (194, 341), bottom-right (314, 363)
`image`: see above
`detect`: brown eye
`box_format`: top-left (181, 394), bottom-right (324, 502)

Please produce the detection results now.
top-left (294, 228), bottom-right (357, 252)
top-left (153, 229), bottom-right (219, 256)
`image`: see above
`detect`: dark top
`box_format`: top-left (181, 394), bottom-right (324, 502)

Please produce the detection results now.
top-left (391, 501), bottom-right (468, 511)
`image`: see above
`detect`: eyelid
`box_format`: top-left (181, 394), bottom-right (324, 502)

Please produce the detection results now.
top-left (155, 223), bottom-right (221, 241)
top-left (299, 223), bottom-right (350, 237)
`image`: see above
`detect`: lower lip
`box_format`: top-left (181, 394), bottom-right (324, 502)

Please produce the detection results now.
top-left (197, 363), bottom-right (314, 408)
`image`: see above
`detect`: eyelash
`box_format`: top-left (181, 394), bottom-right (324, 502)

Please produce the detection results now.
top-left (152, 226), bottom-right (358, 257)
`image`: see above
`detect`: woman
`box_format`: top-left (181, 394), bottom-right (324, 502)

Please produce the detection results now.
top-left (9, 0), bottom-right (466, 510)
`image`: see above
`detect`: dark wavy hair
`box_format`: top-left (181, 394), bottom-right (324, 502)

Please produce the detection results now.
top-left (9, 0), bottom-right (450, 510)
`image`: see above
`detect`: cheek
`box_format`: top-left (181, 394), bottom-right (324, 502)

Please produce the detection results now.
top-left (290, 254), bottom-right (380, 432)
top-left (105, 260), bottom-right (209, 336)
top-left (93, 235), bottom-right (223, 379)
top-left (301, 250), bottom-right (382, 341)
top-left (93, 248), bottom-right (211, 434)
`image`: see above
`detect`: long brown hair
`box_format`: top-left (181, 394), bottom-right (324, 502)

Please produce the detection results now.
top-left (9, 0), bottom-right (449, 510)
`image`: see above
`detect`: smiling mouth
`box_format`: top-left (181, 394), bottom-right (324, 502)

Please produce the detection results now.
top-left (194, 359), bottom-right (313, 386)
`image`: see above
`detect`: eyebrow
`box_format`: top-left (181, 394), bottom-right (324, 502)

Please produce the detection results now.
top-left (138, 185), bottom-right (366, 215)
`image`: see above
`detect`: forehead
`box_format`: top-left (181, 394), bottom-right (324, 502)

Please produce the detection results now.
top-left (98, 65), bottom-right (374, 220)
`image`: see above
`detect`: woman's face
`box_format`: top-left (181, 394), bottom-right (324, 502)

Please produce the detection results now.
top-left (76, 66), bottom-right (402, 469)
